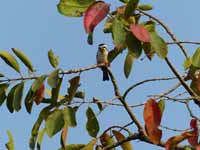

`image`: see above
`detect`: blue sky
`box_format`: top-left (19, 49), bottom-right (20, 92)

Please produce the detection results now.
top-left (0, 0), bottom-right (200, 149)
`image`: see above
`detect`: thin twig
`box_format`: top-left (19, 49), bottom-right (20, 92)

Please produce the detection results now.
top-left (102, 125), bottom-right (131, 136)
top-left (69, 99), bottom-right (145, 108)
top-left (151, 82), bottom-right (182, 100)
top-left (123, 77), bottom-right (177, 100)
top-left (160, 125), bottom-right (190, 132)
top-left (167, 41), bottom-right (200, 45)
top-left (185, 102), bottom-right (200, 121)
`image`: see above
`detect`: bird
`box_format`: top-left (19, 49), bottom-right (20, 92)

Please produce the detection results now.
top-left (96, 43), bottom-right (110, 81)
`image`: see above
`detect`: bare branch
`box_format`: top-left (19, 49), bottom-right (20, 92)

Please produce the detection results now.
top-left (185, 102), bottom-right (200, 121)
top-left (0, 63), bottom-right (106, 83)
top-left (69, 99), bottom-right (144, 108)
top-left (160, 125), bottom-right (190, 132)
top-left (167, 41), bottom-right (200, 45)
top-left (150, 83), bottom-right (182, 100)
top-left (107, 68), bottom-right (145, 134)
top-left (123, 77), bottom-right (177, 100)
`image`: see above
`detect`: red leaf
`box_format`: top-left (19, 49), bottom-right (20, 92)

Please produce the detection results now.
top-left (84, 1), bottom-right (110, 34)
top-left (196, 145), bottom-right (200, 150)
top-left (165, 132), bottom-right (193, 150)
top-left (130, 24), bottom-right (151, 42)
top-left (188, 119), bottom-right (199, 146)
top-left (34, 83), bottom-right (45, 105)
top-left (143, 99), bottom-right (162, 144)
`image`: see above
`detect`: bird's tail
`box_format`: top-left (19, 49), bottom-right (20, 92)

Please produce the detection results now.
top-left (102, 67), bottom-right (109, 81)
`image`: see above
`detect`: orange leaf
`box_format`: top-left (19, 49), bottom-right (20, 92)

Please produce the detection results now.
top-left (34, 83), bottom-right (45, 105)
top-left (188, 119), bottom-right (199, 146)
top-left (130, 24), bottom-right (151, 43)
top-left (100, 133), bottom-right (115, 149)
top-left (143, 98), bottom-right (162, 144)
top-left (84, 1), bottom-right (110, 34)
top-left (165, 132), bottom-right (193, 150)
top-left (60, 125), bottom-right (68, 150)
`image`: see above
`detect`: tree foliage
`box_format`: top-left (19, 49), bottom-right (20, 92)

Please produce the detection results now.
top-left (1, 0), bottom-right (200, 150)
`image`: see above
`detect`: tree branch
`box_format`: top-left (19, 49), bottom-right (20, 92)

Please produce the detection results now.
top-left (137, 9), bottom-right (189, 58)
top-left (167, 41), bottom-right (200, 45)
top-left (0, 63), bottom-right (106, 83)
top-left (165, 57), bottom-right (200, 106)
top-left (123, 76), bottom-right (177, 100)
top-left (103, 132), bottom-right (190, 150)
top-left (107, 68), bottom-right (145, 134)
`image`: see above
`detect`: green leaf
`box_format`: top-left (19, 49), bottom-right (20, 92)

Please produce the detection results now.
top-left (103, 17), bottom-right (114, 33)
top-left (150, 32), bottom-right (168, 59)
top-left (12, 48), bottom-right (34, 72)
top-left (24, 87), bottom-right (34, 114)
top-left (86, 107), bottom-right (100, 137)
top-left (87, 33), bottom-right (93, 45)
top-left (183, 57), bottom-right (192, 70)
top-left (124, 51), bottom-right (136, 78)
top-left (29, 136), bottom-right (36, 150)
top-left (48, 49), bottom-right (59, 68)
top-left (184, 147), bottom-right (193, 150)
top-left (158, 99), bottom-right (165, 115)
top-left (6, 130), bottom-right (14, 150)
top-left (51, 77), bottom-right (63, 102)
top-left (142, 42), bottom-right (155, 60)
top-left (63, 106), bottom-right (77, 127)
top-left (100, 133), bottom-right (115, 150)
top-left (47, 69), bottom-right (60, 88)
top-left (13, 82), bottom-right (24, 111)
top-left (119, 0), bottom-right (129, 3)
top-left (190, 80), bottom-right (200, 96)
top-left (58, 144), bottom-right (85, 150)
top-left (68, 76), bottom-right (80, 102)
top-left (143, 21), bottom-right (156, 32)
top-left (45, 109), bottom-right (65, 138)
top-left (138, 4), bottom-right (153, 11)
top-left (32, 75), bottom-right (47, 92)
top-left (74, 91), bottom-right (85, 99)
top-left (30, 106), bottom-right (52, 149)
top-left (57, 0), bottom-right (95, 17)
top-left (93, 98), bottom-right (104, 112)
top-left (108, 48), bottom-right (123, 63)
top-left (0, 73), bottom-right (4, 77)
top-left (7, 84), bottom-right (18, 113)
top-left (124, 0), bottom-right (139, 17)
top-left (37, 128), bottom-right (46, 150)
top-left (0, 50), bottom-right (20, 73)
top-left (0, 83), bottom-right (9, 106)
top-left (192, 47), bottom-right (200, 68)
top-left (112, 18), bottom-right (126, 50)
top-left (126, 32), bottom-right (142, 58)
top-left (81, 139), bottom-right (97, 150)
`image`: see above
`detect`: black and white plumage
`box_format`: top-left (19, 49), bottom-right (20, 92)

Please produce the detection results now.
top-left (96, 43), bottom-right (109, 81)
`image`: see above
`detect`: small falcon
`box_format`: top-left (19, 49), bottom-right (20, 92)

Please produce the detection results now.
top-left (96, 43), bottom-right (109, 81)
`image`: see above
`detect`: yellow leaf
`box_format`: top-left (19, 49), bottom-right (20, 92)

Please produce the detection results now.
top-left (112, 130), bottom-right (132, 150)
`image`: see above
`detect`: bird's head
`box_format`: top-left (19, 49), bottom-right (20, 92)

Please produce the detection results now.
top-left (98, 43), bottom-right (108, 53)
